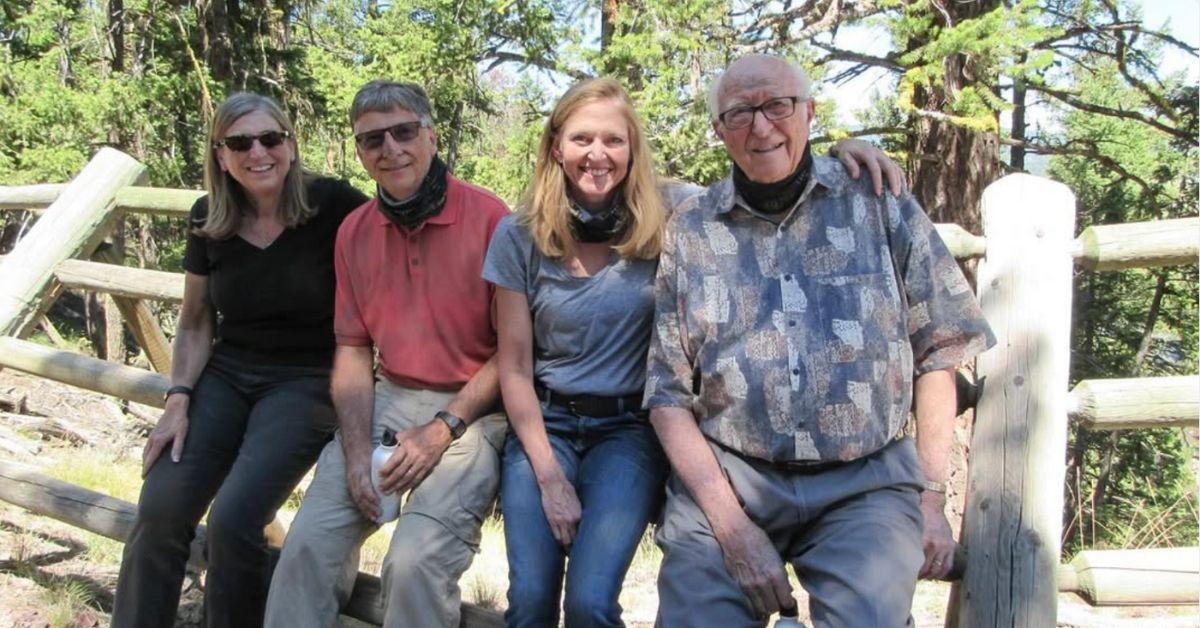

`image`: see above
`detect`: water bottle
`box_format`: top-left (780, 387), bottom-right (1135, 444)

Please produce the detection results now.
top-left (370, 429), bottom-right (401, 523)
top-left (775, 604), bottom-right (805, 628)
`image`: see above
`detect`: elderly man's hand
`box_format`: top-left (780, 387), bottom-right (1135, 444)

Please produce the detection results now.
top-left (830, 138), bottom-right (905, 197)
top-left (346, 455), bottom-right (382, 522)
top-left (379, 419), bottom-right (454, 494)
top-left (919, 491), bottom-right (955, 579)
top-left (715, 515), bottom-right (793, 619)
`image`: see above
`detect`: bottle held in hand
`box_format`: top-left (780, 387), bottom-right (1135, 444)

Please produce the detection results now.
top-left (775, 604), bottom-right (805, 628)
top-left (371, 429), bottom-right (401, 523)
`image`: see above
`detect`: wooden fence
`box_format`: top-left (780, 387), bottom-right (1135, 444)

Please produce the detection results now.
top-left (0, 149), bottom-right (1197, 626)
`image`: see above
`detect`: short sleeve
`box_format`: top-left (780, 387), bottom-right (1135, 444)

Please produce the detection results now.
top-left (481, 214), bottom-right (531, 295)
top-left (310, 176), bottom-right (370, 222)
top-left (643, 212), bottom-right (700, 410)
top-left (182, 196), bottom-right (210, 275)
top-left (332, 217), bottom-right (371, 347)
top-left (887, 193), bottom-right (996, 373)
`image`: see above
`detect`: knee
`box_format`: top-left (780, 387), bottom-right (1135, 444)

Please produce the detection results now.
top-left (132, 483), bottom-right (197, 538)
top-left (206, 499), bottom-right (264, 549)
top-left (506, 577), bottom-right (560, 624)
top-left (563, 579), bottom-right (620, 626)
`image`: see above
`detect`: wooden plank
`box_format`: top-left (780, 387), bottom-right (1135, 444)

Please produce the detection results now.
top-left (0, 336), bottom-right (168, 408)
top-left (955, 174), bottom-right (1077, 627)
top-left (0, 461), bottom-right (504, 627)
top-left (0, 183), bottom-right (198, 215)
top-left (1075, 217), bottom-right (1200, 271)
top-left (1068, 376), bottom-right (1199, 430)
top-left (91, 247), bottom-right (174, 373)
top-left (1067, 547), bottom-right (1200, 605)
top-left (935, 223), bottom-right (987, 260)
top-left (0, 148), bottom-right (146, 336)
top-left (0, 183), bottom-right (63, 210)
top-left (15, 257), bottom-right (185, 302)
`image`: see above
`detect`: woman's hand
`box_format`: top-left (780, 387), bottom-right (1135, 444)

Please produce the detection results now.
top-left (538, 473), bottom-right (582, 548)
top-left (142, 396), bottom-right (190, 477)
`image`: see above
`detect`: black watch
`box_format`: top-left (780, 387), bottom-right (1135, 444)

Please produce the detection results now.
top-left (435, 410), bottom-right (467, 440)
top-left (163, 385), bottom-right (194, 402)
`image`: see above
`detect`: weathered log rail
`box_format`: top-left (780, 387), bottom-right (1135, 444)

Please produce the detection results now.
top-left (0, 461), bottom-right (505, 627)
top-left (0, 151), bottom-right (1197, 627)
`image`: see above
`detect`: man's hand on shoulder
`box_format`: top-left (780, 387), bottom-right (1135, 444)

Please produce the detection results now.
top-left (919, 491), bottom-right (955, 580)
top-left (378, 418), bottom-right (454, 495)
top-left (829, 138), bottom-right (905, 197)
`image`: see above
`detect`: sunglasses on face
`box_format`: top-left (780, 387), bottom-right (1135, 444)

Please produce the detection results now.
top-left (213, 130), bottom-right (291, 152)
top-left (354, 121), bottom-right (424, 151)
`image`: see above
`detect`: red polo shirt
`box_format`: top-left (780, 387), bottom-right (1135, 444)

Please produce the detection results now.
top-left (333, 176), bottom-right (509, 390)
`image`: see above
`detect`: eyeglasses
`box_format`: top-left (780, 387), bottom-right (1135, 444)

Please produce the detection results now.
top-left (214, 130), bottom-right (291, 152)
top-left (354, 121), bottom-right (425, 151)
top-left (717, 96), bottom-right (804, 130)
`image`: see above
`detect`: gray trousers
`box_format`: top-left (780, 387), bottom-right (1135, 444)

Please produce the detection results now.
top-left (264, 380), bottom-right (506, 628)
top-left (655, 437), bottom-right (925, 628)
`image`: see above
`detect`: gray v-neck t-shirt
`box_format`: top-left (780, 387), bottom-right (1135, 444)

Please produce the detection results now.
top-left (483, 213), bottom-right (658, 397)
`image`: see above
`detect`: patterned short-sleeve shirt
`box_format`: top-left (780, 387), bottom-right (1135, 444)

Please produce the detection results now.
top-left (643, 157), bottom-right (995, 463)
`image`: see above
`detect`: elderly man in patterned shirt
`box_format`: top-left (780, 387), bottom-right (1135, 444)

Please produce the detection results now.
top-left (644, 54), bottom-right (995, 627)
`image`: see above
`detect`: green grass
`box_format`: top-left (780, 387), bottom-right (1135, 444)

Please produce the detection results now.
top-left (44, 450), bottom-right (143, 504)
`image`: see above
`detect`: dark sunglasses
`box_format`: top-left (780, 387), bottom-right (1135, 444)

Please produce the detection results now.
top-left (214, 130), bottom-right (291, 152)
top-left (354, 121), bottom-right (424, 150)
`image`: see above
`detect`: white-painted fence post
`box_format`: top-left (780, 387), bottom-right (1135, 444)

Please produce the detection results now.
top-left (955, 174), bottom-right (1076, 627)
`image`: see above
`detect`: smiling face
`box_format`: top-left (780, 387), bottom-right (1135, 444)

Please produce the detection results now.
top-left (353, 106), bottom-right (437, 200)
top-left (714, 57), bottom-right (815, 184)
top-left (551, 99), bottom-right (632, 209)
top-left (215, 110), bottom-right (296, 205)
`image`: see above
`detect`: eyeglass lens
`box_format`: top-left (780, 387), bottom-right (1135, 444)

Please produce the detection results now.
top-left (355, 122), bottom-right (422, 150)
top-left (721, 97), bottom-right (798, 129)
top-left (220, 131), bottom-right (289, 152)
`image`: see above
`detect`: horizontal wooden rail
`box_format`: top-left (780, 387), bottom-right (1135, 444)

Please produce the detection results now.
top-left (0, 337), bottom-right (168, 408)
top-left (1067, 376), bottom-right (1199, 430)
top-left (934, 223), bottom-right (986, 260)
top-left (0, 184), bottom-right (200, 216)
top-left (0, 460), bottom-right (504, 627)
top-left (1057, 547), bottom-right (1200, 606)
top-left (1074, 217), bottom-right (1200, 271)
top-left (0, 255), bottom-right (184, 303)
top-left (54, 258), bottom-right (184, 302)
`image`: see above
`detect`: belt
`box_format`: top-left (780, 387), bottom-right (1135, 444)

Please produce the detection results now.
top-left (533, 382), bottom-right (643, 417)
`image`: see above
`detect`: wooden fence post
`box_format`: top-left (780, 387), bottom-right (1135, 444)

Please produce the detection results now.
top-left (954, 174), bottom-right (1076, 627)
top-left (0, 148), bottom-right (145, 337)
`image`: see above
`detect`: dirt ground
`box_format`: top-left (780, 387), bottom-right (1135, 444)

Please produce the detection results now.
top-left (0, 369), bottom-right (1197, 628)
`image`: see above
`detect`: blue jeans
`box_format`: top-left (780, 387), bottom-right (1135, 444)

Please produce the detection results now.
top-left (502, 403), bottom-right (669, 628)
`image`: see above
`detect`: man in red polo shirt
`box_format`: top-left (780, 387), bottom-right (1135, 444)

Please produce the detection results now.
top-left (265, 80), bottom-right (509, 628)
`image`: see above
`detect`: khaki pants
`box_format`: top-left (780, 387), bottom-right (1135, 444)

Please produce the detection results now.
top-left (264, 380), bottom-right (505, 628)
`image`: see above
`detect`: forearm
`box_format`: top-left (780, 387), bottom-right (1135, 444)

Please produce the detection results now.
top-left (914, 367), bottom-right (957, 485)
top-left (650, 406), bottom-right (750, 538)
top-left (500, 368), bottom-right (562, 484)
top-left (445, 353), bottom-right (501, 424)
top-left (169, 322), bottom-right (214, 388)
top-left (331, 344), bottom-right (376, 465)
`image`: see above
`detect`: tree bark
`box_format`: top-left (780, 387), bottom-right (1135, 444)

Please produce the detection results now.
top-left (907, 0), bottom-right (1002, 235)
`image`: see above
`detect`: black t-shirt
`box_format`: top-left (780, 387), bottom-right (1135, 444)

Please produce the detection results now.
top-left (183, 176), bottom-right (369, 368)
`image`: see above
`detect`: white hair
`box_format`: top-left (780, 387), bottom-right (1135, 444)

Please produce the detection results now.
top-left (707, 55), bottom-right (813, 122)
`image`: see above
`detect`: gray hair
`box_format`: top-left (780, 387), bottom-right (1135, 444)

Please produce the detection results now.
top-left (349, 80), bottom-right (435, 127)
top-left (706, 55), bottom-right (813, 122)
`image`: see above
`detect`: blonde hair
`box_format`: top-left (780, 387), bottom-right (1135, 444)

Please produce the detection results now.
top-left (198, 93), bottom-right (312, 239)
top-left (519, 78), bottom-right (664, 260)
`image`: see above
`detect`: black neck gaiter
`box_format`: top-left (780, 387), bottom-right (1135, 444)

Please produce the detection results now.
top-left (733, 144), bottom-right (814, 215)
top-left (376, 156), bottom-right (449, 230)
top-left (567, 192), bottom-right (630, 243)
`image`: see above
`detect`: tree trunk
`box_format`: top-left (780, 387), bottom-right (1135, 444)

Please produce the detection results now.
top-left (1010, 77), bottom-right (1026, 171)
top-left (601, 0), bottom-right (619, 52)
top-left (907, 0), bottom-right (1001, 235)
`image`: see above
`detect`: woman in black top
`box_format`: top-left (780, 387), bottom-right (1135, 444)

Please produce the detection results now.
top-left (112, 93), bottom-right (368, 628)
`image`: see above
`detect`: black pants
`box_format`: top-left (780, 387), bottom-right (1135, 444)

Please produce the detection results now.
top-left (112, 352), bottom-right (337, 628)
